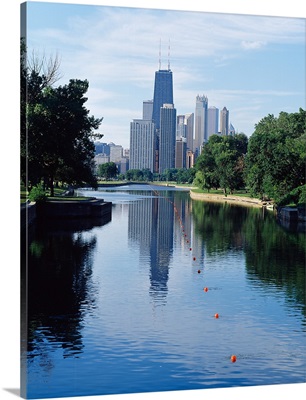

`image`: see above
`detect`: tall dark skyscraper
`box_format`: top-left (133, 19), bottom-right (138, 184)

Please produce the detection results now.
top-left (152, 69), bottom-right (173, 130)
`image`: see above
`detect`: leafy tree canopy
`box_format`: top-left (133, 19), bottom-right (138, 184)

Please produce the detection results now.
top-left (21, 39), bottom-right (103, 196)
top-left (245, 108), bottom-right (306, 203)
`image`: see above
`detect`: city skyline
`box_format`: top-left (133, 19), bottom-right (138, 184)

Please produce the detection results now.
top-left (25, 1), bottom-right (305, 149)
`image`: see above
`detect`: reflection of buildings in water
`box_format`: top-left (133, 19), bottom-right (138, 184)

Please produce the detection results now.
top-left (173, 195), bottom-right (193, 251)
top-left (128, 195), bottom-right (174, 304)
top-left (191, 233), bottom-right (205, 265)
top-left (191, 217), bottom-right (205, 264)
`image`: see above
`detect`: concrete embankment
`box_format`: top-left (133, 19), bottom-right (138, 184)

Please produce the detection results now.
top-left (189, 191), bottom-right (264, 207)
top-left (36, 198), bottom-right (112, 219)
top-left (21, 198), bottom-right (112, 228)
top-left (20, 201), bottom-right (37, 229)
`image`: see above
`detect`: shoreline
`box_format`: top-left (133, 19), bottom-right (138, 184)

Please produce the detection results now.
top-left (189, 190), bottom-right (265, 208)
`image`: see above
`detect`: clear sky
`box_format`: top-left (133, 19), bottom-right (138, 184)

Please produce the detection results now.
top-left (24, 1), bottom-right (305, 149)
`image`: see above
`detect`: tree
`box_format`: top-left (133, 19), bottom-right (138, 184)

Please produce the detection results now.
top-left (25, 79), bottom-right (103, 195)
top-left (21, 40), bottom-right (103, 196)
top-left (194, 133), bottom-right (248, 193)
top-left (98, 162), bottom-right (118, 180)
top-left (245, 109), bottom-right (306, 203)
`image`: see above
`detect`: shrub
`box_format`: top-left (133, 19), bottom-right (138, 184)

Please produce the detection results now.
top-left (28, 183), bottom-right (47, 203)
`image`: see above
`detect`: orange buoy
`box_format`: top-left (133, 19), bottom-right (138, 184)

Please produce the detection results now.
top-left (203, 287), bottom-right (208, 292)
top-left (214, 313), bottom-right (219, 319)
top-left (231, 355), bottom-right (237, 363)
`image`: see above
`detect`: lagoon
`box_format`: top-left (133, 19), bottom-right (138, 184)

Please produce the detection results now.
top-left (22, 185), bottom-right (306, 398)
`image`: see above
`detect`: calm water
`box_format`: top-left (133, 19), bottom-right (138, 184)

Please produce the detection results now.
top-left (22, 185), bottom-right (306, 399)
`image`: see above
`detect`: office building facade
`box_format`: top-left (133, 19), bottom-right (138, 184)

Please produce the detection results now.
top-left (159, 104), bottom-right (176, 173)
top-left (175, 137), bottom-right (187, 169)
top-left (130, 119), bottom-right (155, 172)
top-left (207, 106), bottom-right (219, 138)
top-left (220, 106), bottom-right (229, 136)
top-left (194, 94), bottom-right (208, 156)
top-left (152, 69), bottom-right (173, 130)
top-left (143, 100), bottom-right (153, 120)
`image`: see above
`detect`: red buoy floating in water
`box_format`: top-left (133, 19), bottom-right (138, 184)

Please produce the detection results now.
top-left (197, 269), bottom-right (201, 274)
top-left (203, 287), bottom-right (208, 292)
top-left (193, 256), bottom-right (196, 261)
top-left (231, 355), bottom-right (237, 363)
top-left (214, 313), bottom-right (219, 319)
top-left (189, 248), bottom-right (192, 251)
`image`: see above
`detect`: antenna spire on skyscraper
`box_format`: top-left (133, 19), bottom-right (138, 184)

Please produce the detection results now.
top-left (159, 39), bottom-right (161, 70)
top-left (168, 38), bottom-right (171, 70)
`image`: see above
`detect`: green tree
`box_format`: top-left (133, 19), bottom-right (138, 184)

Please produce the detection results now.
top-left (98, 162), bottom-right (118, 180)
top-left (194, 133), bottom-right (248, 193)
top-left (21, 40), bottom-right (103, 196)
top-left (245, 109), bottom-right (306, 203)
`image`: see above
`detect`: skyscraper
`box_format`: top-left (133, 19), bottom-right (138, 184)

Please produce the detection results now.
top-left (159, 104), bottom-right (176, 173)
top-left (229, 123), bottom-right (236, 136)
top-left (176, 115), bottom-right (186, 139)
top-left (194, 95), bottom-right (208, 156)
top-left (220, 106), bottom-right (229, 136)
top-left (130, 119), bottom-right (155, 172)
top-left (184, 113), bottom-right (194, 151)
top-left (143, 100), bottom-right (153, 120)
top-left (175, 137), bottom-right (187, 169)
top-left (152, 69), bottom-right (173, 130)
top-left (207, 106), bottom-right (219, 138)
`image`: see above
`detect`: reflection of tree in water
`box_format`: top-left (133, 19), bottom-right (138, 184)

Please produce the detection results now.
top-left (25, 220), bottom-right (99, 364)
top-left (192, 201), bottom-right (251, 254)
top-left (192, 201), bottom-right (305, 316)
top-left (243, 210), bottom-right (306, 314)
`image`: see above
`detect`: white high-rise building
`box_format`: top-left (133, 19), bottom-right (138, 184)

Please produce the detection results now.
top-left (184, 113), bottom-right (194, 151)
top-left (143, 100), bottom-right (153, 120)
top-left (130, 119), bottom-right (155, 172)
top-left (159, 104), bottom-right (176, 174)
top-left (207, 106), bottom-right (219, 139)
top-left (220, 107), bottom-right (229, 136)
top-left (194, 94), bottom-right (208, 156)
top-left (109, 144), bottom-right (123, 162)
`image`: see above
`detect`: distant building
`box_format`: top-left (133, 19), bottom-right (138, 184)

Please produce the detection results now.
top-left (94, 153), bottom-right (110, 166)
top-left (159, 104), bottom-right (176, 174)
top-left (229, 123), bottom-right (235, 136)
top-left (175, 137), bottom-right (187, 169)
top-left (130, 119), bottom-right (155, 172)
top-left (207, 106), bottom-right (219, 139)
top-left (184, 113), bottom-right (194, 151)
top-left (143, 100), bottom-right (153, 120)
top-left (186, 150), bottom-right (195, 169)
top-left (194, 94), bottom-right (208, 155)
top-left (152, 69), bottom-right (173, 130)
top-left (109, 144), bottom-right (123, 163)
top-left (220, 107), bottom-right (229, 136)
top-left (94, 142), bottom-right (110, 155)
top-left (176, 115), bottom-right (186, 139)
top-left (117, 158), bottom-right (129, 174)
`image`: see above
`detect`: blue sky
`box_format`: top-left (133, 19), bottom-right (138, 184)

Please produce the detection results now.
top-left (24, 1), bottom-right (306, 149)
